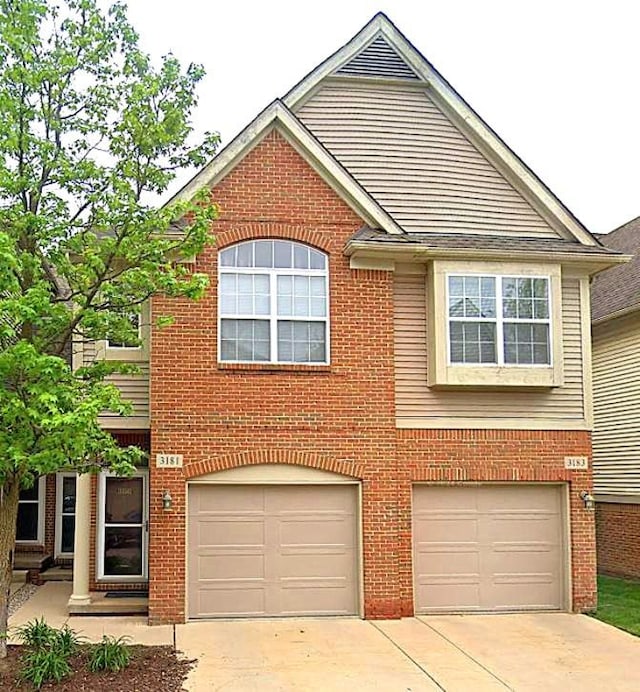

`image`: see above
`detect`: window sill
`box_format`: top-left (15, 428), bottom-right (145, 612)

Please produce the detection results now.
top-left (218, 362), bottom-right (332, 374)
top-left (429, 364), bottom-right (561, 388)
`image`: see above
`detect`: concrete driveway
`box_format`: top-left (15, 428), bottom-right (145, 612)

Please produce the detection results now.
top-left (9, 585), bottom-right (640, 690)
top-left (175, 613), bottom-right (640, 691)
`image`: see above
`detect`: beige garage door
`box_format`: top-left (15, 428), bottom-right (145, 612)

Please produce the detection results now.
top-left (413, 485), bottom-right (565, 613)
top-left (188, 484), bottom-right (359, 618)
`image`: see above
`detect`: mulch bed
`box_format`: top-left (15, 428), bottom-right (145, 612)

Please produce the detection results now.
top-left (0, 645), bottom-right (195, 691)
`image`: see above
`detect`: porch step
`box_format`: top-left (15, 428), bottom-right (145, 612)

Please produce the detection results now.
top-left (13, 553), bottom-right (52, 571)
top-left (11, 570), bottom-right (28, 585)
top-left (68, 591), bottom-right (148, 616)
top-left (41, 566), bottom-right (73, 582)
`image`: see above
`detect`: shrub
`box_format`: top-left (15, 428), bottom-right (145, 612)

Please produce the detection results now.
top-left (13, 618), bottom-right (57, 650)
top-left (88, 634), bottom-right (131, 673)
top-left (18, 647), bottom-right (72, 689)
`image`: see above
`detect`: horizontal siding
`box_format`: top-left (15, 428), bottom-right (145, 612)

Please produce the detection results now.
top-left (593, 314), bottom-right (640, 495)
top-left (296, 82), bottom-right (558, 238)
top-left (81, 339), bottom-right (149, 421)
top-left (393, 272), bottom-right (585, 426)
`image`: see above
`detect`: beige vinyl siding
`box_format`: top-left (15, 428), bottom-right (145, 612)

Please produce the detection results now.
top-left (296, 81), bottom-right (558, 238)
top-left (81, 339), bottom-right (150, 424)
top-left (393, 271), bottom-right (586, 427)
top-left (593, 314), bottom-right (640, 495)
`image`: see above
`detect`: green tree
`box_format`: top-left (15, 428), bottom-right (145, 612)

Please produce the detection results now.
top-left (0, 0), bottom-right (218, 655)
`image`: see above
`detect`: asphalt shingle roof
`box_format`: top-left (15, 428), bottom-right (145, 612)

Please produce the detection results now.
top-left (591, 217), bottom-right (640, 321)
top-left (349, 227), bottom-right (622, 256)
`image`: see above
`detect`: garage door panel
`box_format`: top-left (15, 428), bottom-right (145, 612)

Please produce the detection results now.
top-left (198, 553), bottom-right (265, 580)
top-left (413, 485), bottom-right (565, 613)
top-left (279, 580), bottom-right (355, 615)
top-left (188, 484), bottom-right (358, 618)
top-left (196, 585), bottom-right (267, 617)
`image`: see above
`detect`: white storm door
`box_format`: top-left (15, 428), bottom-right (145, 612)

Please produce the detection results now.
top-left (97, 471), bottom-right (149, 580)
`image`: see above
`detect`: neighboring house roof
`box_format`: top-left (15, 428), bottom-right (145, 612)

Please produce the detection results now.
top-left (591, 217), bottom-right (640, 322)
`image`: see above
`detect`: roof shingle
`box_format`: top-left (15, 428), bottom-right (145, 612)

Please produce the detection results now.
top-left (591, 216), bottom-right (640, 321)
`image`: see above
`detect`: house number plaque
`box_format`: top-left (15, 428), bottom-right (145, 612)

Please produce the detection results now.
top-left (564, 456), bottom-right (588, 470)
top-left (156, 454), bottom-right (184, 469)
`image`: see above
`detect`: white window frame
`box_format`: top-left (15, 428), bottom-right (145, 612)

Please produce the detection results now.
top-left (107, 312), bottom-right (142, 350)
top-left (218, 241), bottom-right (330, 365)
top-left (16, 476), bottom-right (46, 545)
top-left (446, 273), bottom-right (553, 368)
top-left (55, 472), bottom-right (77, 558)
top-left (96, 470), bottom-right (149, 582)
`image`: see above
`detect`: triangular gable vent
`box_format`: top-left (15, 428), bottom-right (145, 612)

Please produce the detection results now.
top-left (334, 35), bottom-right (420, 81)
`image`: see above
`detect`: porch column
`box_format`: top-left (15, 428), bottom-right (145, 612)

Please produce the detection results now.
top-left (68, 472), bottom-right (91, 607)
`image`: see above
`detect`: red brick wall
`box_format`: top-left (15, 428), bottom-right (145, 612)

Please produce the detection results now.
top-left (147, 129), bottom-right (597, 623)
top-left (596, 502), bottom-right (640, 579)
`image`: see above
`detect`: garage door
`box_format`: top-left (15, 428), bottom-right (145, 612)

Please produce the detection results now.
top-left (413, 485), bottom-right (565, 613)
top-left (188, 484), bottom-right (358, 618)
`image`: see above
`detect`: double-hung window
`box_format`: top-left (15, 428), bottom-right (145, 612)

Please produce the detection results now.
top-left (448, 275), bottom-right (551, 366)
top-left (218, 240), bottom-right (329, 364)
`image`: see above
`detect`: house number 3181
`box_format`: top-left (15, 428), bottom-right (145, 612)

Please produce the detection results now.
top-left (156, 454), bottom-right (184, 468)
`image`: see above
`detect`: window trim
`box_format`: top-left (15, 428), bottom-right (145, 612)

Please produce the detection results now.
top-left (16, 476), bottom-right (46, 545)
top-left (445, 273), bottom-right (553, 368)
top-left (217, 241), bottom-right (331, 366)
top-left (428, 260), bottom-right (563, 388)
top-left (96, 303), bottom-right (149, 363)
top-left (55, 472), bottom-right (77, 559)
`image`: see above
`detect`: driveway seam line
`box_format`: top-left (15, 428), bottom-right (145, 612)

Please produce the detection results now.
top-left (368, 621), bottom-right (446, 691)
top-left (416, 618), bottom-right (514, 691)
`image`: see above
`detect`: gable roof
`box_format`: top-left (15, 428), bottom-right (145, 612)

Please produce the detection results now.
top-left (169, 100), bottom-right (404, 235)
top-left (592, 217), bottom-right (640, 322)
top-left (284, 12), bottom-right (599, 247)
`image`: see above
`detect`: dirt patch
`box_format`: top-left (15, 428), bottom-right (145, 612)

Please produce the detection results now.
top-left (0, 645), bottom-right (195, 691)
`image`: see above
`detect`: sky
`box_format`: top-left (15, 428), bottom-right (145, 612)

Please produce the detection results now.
top-left (123, 0), bottom-right (640, 235)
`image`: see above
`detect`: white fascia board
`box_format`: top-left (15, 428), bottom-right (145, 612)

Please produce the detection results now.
top-left (285, 13), bottom-right (598, 248)
top-left (169, 100), bottom-right (402, 235)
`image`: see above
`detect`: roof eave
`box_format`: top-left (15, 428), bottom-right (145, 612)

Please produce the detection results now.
top-left (344, 239), bottom-right (631, 273)
top-left (166, 100), bottom-right (403, 236)
top-left (592, 303), bottom-right (640, 326)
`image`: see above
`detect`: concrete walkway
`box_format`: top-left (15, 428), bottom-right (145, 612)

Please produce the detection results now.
top-left (8, 584), bottom-right (640, 691)
top-left (7, 582), bottom-right (173, 645)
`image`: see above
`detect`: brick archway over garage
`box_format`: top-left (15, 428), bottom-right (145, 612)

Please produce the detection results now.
top-left (184, 449), bottom-right (365, 480)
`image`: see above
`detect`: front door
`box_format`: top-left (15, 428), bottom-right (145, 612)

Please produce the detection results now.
top-left (98, 471), bottom-right (148, 580)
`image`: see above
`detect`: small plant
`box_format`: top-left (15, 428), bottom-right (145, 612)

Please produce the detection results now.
top-left (54, 624), bottom-right (82, 656)
top-left (14, 617), bottom-right (57, 650)
top-left (18, 648), bottom-right (72, 689)
top-left (88, 634), bottom-right (131, 673)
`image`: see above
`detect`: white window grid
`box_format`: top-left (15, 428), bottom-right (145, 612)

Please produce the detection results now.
top-left (218, 249), bottom-right (330, 365)
top-left (446, 274), bottom-right (552, 367)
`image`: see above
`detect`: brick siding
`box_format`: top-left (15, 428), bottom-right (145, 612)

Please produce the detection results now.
top-left (596, 502), bottom-right (640, 579)
top-left (147, 130), bottom-right (597, 623)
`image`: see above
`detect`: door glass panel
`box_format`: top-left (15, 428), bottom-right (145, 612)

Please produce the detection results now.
top-left (105, 478), bottom-right (143, 524)
top-left (62, 477), bottom-right (76, 514)
top-left (104, 526), bottom-right (143, 576)
top-left (19, 485), bottom-right (39, 502)
top-left (60, 516), bottom-right (75, 554)
top-left (16, 504), bottom-right (38, 541)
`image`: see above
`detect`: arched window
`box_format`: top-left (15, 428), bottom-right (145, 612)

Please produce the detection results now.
top-left (218, 240), bottom-right (329, 364)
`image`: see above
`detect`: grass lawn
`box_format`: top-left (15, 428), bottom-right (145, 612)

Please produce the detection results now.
top-left (594, 575), bottom-right (640, 636)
